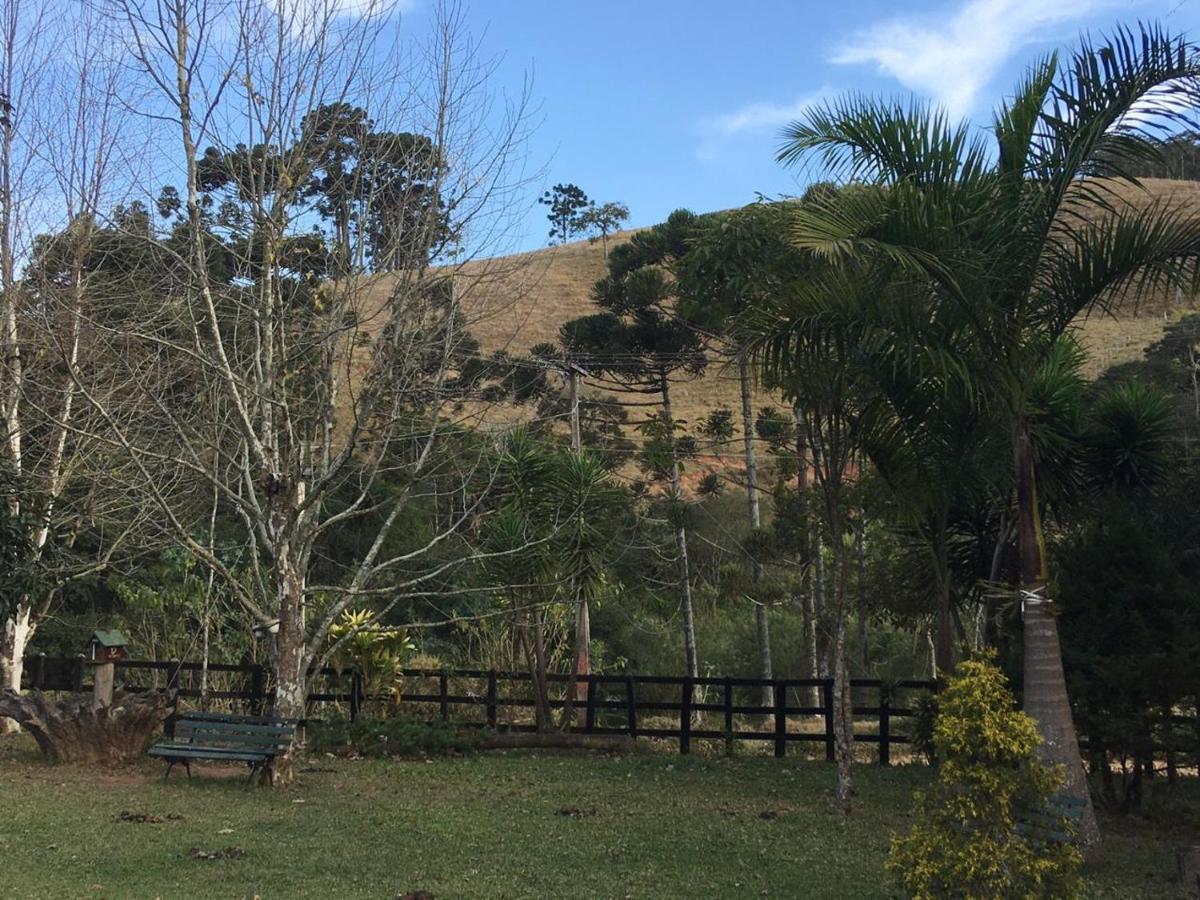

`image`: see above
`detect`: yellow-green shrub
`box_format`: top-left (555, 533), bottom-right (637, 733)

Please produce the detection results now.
top-left (887, 654), bottom-right (1083, 899)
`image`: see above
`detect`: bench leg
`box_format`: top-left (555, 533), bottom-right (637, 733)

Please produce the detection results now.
top-left (184, 759), bottom-right (192, 781)
top-left (245, 762), bottom-right (260, 791)
top-left (163, 761), bottom-right (174, 783)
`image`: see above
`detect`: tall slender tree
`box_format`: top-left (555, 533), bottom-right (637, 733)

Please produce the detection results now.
top-left (561, 210), bottom-right (707, 677)
top-left (676, 202), bottom-right (808, 706)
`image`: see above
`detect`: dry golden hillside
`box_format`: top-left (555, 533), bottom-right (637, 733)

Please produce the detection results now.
top-left (366, 178), bottom-right (1200, 436)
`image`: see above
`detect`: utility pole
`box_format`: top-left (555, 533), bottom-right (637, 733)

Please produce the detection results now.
top-left (564, 361), bottom-right (589, 707)
top-left (568, 366), bottom-right (581, 452)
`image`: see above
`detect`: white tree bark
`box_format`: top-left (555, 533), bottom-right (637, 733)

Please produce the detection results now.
top-left (71, 0), bottom-right (539, 784)
top-left (0, 1), bottom-right (135, 726)
top-left (660, 372), bottom-right (698, 680)
top-left (738, 351), bottom-right (771, 708)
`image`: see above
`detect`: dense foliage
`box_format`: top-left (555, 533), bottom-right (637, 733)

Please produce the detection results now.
top-left (888, 655), bottom-right (1083, 899)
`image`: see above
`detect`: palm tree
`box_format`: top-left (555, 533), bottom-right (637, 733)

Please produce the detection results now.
top-left (756, 265), bottom-right (887, 814)
top-left (774, 24), bottom-right (1200, 852)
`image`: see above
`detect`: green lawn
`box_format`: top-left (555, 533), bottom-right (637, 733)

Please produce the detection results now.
top-left (0, 734), bottom-right (1193, 899)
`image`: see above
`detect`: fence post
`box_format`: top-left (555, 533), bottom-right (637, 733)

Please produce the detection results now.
top-left (72, 655), bottom-right (85, 692)
top-left (166, 660), bottom-right (181, 691)
top-left (250, 665), bottom-right (266, 715)
top-left (822, 680), bottom-right (835, 762)
top-left (349, 670), bottom-right (364, 722)
top-left (680, 678), bottom-right (693, 755)
top-left (585, 675), bottom-right (597, 733)
top-left (486, 670), bottom-right (498, 729)
top-left (878, 685), bottom-right (891, 767)
top-left (33, 653), bottom-right (46, 691)
top-left (723, 676), bottom-right (734, 756)
top-left (625, 676), bottom-right (636, 738)
top-left (774, 681), bottom-right (787, 759)
top-left (439, 672), bottom-right (449, 721)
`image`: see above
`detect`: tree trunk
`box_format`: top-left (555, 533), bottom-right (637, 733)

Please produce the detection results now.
top-left (933, 534), bottom-right (954, 676)
top-left (661, 373), bottom-right (698, 680)
top-left (568, 367), bottom-right (590, 717)
top-left (270, 543), bottom-right (307, 786)
top-left (803, 582), bottom-right (820, 708)
top-left (830, 544), bottom-right (854, 815)
top-left (739, 353), bottom-right (772, 708)
top-left (572, 594), bottom-right (590, 711)
top-left (0, 604), bottom-right (33, 734)
top-left (815, 532), bottom-right (828, 678)
top-left (531, 607), bottom-right (550, 733)
top-left (0, 689), bottom-right (177, 764)
top-left (855, 514), bottom-right (870, 671)
top-left (793, 402), bottom-right (819, 707)
top-left (1015, 411), bottom-right (1101, 857)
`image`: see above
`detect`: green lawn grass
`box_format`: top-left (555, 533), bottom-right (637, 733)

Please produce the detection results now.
top-left (0, 734), bottom-right (1194, 899)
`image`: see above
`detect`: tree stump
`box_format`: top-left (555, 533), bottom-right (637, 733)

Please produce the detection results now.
top-left (0, 689), bottom-right (177, 764)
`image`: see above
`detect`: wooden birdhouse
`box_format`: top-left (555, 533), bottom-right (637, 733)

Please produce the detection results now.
top-left (86, 630), bottom-right (129, 663)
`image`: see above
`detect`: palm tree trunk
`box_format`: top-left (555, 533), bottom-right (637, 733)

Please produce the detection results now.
top-left (855, 514), bottom-right (870, 671)
top-left (1015, 411), bottom-right (1101, 856)
top-left (933, 532), bottom-right (954, 675)
top-left (830, 532), bottom-right (854, 814)
top-left (815, 532), bottom-right (828, 678)
top-left (738, 352), bottom-right (772, 708)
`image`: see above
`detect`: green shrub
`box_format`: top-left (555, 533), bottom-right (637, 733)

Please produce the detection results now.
top-left (308, 715), bottom-right (484, 758)
top-left (887, 654), bottom-right (1083, 899)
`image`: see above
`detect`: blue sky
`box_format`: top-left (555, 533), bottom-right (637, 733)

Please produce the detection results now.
top-left (399, 0), bottom-right (1200, 252)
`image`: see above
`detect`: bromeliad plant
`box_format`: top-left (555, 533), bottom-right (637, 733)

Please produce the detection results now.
top-left (326, 610), bottom-right (416, 714)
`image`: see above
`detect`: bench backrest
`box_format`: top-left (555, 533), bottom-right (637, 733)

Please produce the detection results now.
top-left (182, 710), bottom-right (302, 726)
top-left (175, 714), bottom-right (296, 752)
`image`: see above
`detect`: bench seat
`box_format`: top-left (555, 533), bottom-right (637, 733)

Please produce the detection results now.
top-left (149, 712), bottom-right (297, 787)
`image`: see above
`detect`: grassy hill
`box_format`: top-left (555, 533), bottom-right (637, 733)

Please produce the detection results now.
top-left (371, 178), bottom-right (1200, 448)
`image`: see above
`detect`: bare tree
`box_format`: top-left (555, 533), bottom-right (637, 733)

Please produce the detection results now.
top-left (0, 0), bottom-right (144, 726)
top-left (74, 0), bottom-right (535, 781)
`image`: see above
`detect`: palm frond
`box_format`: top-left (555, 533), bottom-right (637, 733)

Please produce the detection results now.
top-left (778, 93), bottom-right (990, 187)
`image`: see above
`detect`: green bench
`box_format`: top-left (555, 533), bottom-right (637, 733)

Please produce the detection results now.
top-left (148, 711), bottom-right (298, 787)
top-left (1015, 793), bottom-right (1087, 846)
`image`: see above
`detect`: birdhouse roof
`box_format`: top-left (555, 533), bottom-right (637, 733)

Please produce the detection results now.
top-left (90, 629), bottom-right (128, 648)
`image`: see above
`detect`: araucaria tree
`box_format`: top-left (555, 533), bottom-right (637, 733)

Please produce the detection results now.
top-left (57, 0), bottom-right (534, 781)
top-left (775, 23), bottom-right (1200, 848)
top-left (561, 210), bottom-right (707, 677)
top-left (676, 201), bottom-right (808, 707)
top-left (539, 182), bottom-right (591, 245)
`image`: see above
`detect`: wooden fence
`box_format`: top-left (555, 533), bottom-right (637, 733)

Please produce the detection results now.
top-left (22, 654), bottom-right (934, 764)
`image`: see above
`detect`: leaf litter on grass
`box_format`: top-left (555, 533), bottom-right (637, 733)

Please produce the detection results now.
top-left (188, 846), bottom-right (247, 861)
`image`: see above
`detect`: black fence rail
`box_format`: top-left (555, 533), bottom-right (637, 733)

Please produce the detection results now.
top-left (21, 654), bottom-right (934, 764)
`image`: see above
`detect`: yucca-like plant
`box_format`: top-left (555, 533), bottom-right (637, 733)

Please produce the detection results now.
top-left (485, 429), bottom-right (626, 731)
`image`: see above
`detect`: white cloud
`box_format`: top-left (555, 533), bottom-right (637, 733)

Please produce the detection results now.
top-left (697, 87), bottom-right (832, 161)
top-left (832, 0), bottom-right (1120, 117)
top-left (709, 94), bottom-right (825, 137)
